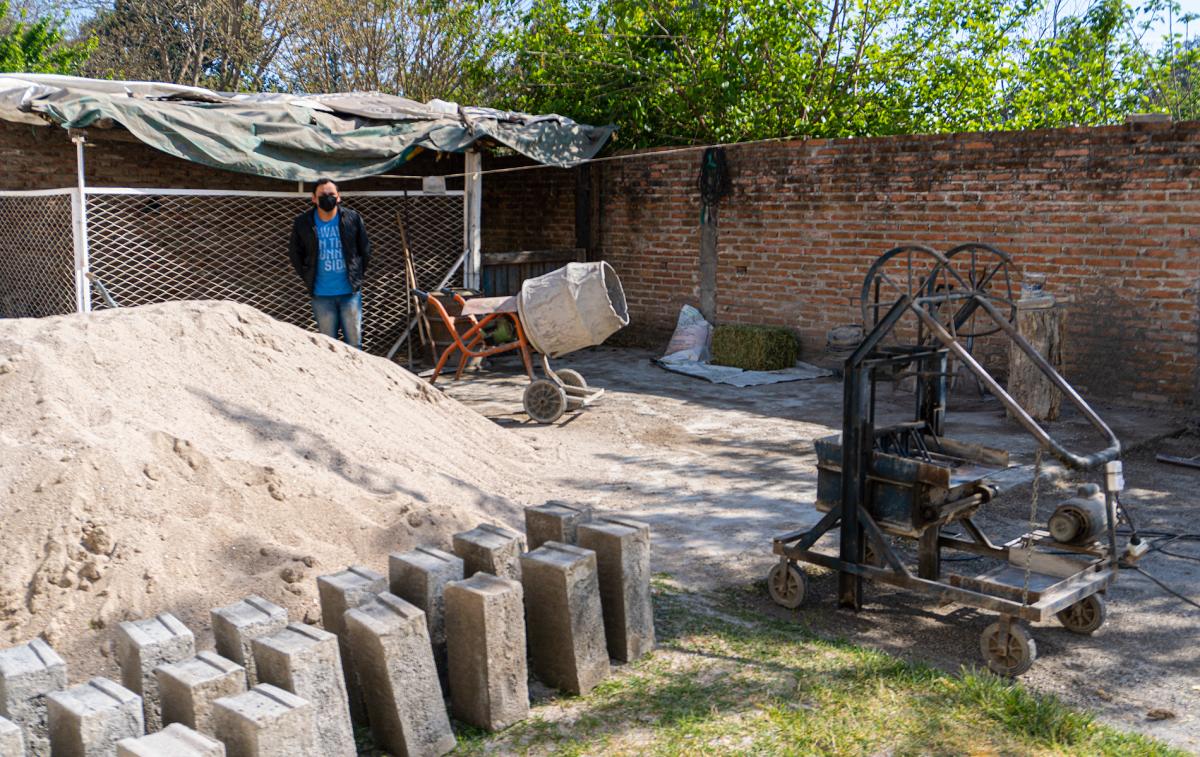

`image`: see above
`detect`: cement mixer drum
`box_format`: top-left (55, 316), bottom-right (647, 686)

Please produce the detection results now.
top-left (517, 262), bottom-right (630, 357)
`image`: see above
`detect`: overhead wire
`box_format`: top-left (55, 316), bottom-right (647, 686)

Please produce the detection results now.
top-left (377, 132), bottom-right (813, 182)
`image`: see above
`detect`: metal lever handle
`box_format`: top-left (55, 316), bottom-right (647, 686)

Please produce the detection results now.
top-left (912, 293), bottom-right (1121, 470)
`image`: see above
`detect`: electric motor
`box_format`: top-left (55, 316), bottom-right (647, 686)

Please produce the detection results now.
top-left (1048, 484), bottom-right (1106, 545)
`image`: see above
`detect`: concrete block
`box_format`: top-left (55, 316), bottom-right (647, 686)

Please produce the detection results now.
top-left (0, 715), bottom-right (24, 756)
top-left (316, 566), bottom-right (386, 724)
top-left (211, 684), bottom-right (314, 757)
top-left (388, 547), bottom-right (463, 647)
top-left (0, 638), bottom-right (68, 756)
top-left (117, 723), bottom-right (224, 757)
top-left (210, 598), bottom-right (287, 687)
top-left (577, 518), bottom-right (655, 662)
top-left (252, 623), bottom-right (353, 757)
top-left (156, 652), bottom-right (246, 736)
top-left (525, 502), bottom-right (592, 551)
top-left (345, 593), bottom-right (455, 757)
top-left (115, 613), bottom-right (195, 733)
top-left (452, 523), bottom-right (525, 581)
top-left (444, 574), bottom-right (528, 731)
top-left (47, 677), bottom-right (143, 757)
top-left (520, 542), bottom-right (610, 695)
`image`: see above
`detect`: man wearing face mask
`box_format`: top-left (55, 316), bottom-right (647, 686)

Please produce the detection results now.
top-left (287, 177), bottom-right (371, 348)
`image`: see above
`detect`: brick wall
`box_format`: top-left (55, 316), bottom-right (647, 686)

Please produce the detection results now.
top-left (4, 119), bottom-right (1198, 403)
top-left (593, 124), bottom-right (1200, 406)
top-left (479, 156), bottom-right (576, 253)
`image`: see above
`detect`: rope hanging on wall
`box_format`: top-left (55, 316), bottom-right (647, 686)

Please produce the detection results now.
top-left (698, 146), bottom-right (731, 224)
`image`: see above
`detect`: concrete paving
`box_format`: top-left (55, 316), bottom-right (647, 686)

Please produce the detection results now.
top-left (315, 566), bottom-right (386, 725)
top-left (444, 573), bottom-right (528, 731)
top-left (437, 346), bottom-right (1197, 750)
top-left (520, 542), bottom-right (610, 696)
top-left (46, 677), bottom-right (143, 757)
top-left (157, 652), bottom-right (246, 737)
top-left (0, 638), bottom-right (67, 756)
top-left (578, 517), bottom-right (656, 662)
top-left (0, 715), bottom-right (22, 755)
top-left (525, 502), bottom-right (592, 551)
top-left (251, 623), bottom-right (354, 757)
top-left (116, 723), bottom-right (225, 757)
top-left (452, 524), bottom-right (526, 582)
top-left (115, 614), bottom-right (194, 733)
top-left (211, 684), bottom-right (314, 757)
top-left (343, 593), bottom-right (455, 757)
top-left (210, 598), bottom-right (287, 688)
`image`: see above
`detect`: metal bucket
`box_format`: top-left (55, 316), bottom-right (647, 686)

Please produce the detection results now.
top-left (517, 261), bottom-right (629, 357)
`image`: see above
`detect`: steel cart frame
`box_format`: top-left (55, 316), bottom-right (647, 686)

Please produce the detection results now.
top-left (768, 244), bottom-right (1124, 675)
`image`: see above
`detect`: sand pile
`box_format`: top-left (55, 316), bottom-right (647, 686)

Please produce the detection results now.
top-left (0, 301), bottom-right (531, 674)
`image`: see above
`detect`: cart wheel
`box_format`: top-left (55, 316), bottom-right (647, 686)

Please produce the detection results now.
top-left (1056, 594), bottom-right (1106, 635)
top-left (980, 621), bottom-right (1037, 677)
top-left (767, 561), bottom-right (807, 609)
top-left (557, 369), bottom-right (587, 411)
top-left (523, 379), bottom-right (568, 424)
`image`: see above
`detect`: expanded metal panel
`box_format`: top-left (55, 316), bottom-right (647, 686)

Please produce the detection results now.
top-left (85, 191), bottom-right (463, 354)
top-left (0, 193), bottom-right (75, 318)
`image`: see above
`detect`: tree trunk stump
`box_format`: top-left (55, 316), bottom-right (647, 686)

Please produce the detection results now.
top-left (1007, 303), bottom-right (1065, 421)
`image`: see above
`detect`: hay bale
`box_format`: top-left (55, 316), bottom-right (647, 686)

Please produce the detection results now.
top-left (710, 324), bottom-right (799, 371)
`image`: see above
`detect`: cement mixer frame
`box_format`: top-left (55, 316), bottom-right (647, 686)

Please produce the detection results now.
top-left (414, 287), bottom-right (609, 424)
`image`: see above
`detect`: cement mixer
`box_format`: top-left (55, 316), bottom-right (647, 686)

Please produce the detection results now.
top-left (419, 261), bottom-right (629, 423)
top-left (516, 261), bottom-right (629, 422)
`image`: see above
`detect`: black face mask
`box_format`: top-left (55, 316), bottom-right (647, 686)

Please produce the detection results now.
top-left (317, 195), bottom-right (338, 211)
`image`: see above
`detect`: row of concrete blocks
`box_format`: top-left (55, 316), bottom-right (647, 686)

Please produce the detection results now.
top-left (0, 604), bottom-right (355, 757)
top-left (0, 503), bottom-right (651, 757)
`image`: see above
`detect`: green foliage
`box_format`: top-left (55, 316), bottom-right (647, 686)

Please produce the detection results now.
top-left (492, 0), bottom-right (1193, 146)
top-left (0, 0), bottom-right (94, 74)
top-left (711, 324), bottom-right (799, 372)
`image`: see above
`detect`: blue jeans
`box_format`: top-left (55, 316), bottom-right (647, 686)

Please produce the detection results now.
top-left (311, 291), bottom-right (362, 349)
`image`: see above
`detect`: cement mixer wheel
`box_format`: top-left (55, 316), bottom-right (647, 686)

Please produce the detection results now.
top-left (556, 369), bottom-right (587, 410)
top-left (524, 379), bottom-right (567, 424)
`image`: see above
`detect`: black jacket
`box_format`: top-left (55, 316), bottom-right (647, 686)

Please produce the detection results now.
top-left (287, 207), bottom-right (371, 295)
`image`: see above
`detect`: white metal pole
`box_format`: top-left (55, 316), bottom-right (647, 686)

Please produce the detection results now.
top-left (71, 135), bottom-right (92, 313)
top-left (463, 150), bottom-right (482, 290)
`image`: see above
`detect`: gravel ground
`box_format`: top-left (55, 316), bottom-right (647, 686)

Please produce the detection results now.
top-left (438, 346), bottom-right (1199, 752)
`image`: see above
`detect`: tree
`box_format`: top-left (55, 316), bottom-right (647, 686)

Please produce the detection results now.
top-left (495, 0), bottom-right (1043, 146)
top-left (0, 0), bottom-right (94, 73)
top-left (496, 0), bottom-right (1197, 146)
top-left (80, 0), bottom-right (300, 91)
top-left (277, 0), bottom-right (513, 100)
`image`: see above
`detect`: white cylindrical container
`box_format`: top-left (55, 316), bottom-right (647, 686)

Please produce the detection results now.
top-left (517, 262), bottom-right (629, 357)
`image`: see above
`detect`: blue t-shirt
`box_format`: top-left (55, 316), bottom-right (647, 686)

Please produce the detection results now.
top-left (313, 213), bottom-right (352, 296)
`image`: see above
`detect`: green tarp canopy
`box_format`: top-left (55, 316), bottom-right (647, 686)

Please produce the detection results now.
top-left (0, 74), bottom-right (614, 181)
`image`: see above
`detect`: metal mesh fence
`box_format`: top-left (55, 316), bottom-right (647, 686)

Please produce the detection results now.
top-left (84, 190), bottom-right (464, 354)
top-left (0, 192), bottom-right (75, 318)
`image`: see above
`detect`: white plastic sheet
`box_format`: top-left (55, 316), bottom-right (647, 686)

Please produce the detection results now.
top-left (655, 304), bottom-right (833, 386)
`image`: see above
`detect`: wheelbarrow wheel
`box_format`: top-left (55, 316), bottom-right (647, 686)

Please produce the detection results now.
top-left (556, 369), bottom-right (587, 411)
top-left (767, 561), bottom-right (807, 609)
top-left (981, 620), bottom-right (1036, 677)
top-left (524, 379), bottom-right (567, 424)
top-left (1057, 594), bottom-right (1106, 635)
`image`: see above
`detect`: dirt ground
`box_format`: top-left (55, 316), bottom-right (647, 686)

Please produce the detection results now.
top-left (436, 346), bottom-right (1200, 753)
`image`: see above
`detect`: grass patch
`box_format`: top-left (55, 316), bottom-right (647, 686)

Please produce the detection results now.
top-left (448, 583), bottom-right (1181, 757)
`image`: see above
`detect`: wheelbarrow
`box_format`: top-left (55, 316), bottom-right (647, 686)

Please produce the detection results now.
top-left (414, 261), bottom-right (630, 423)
